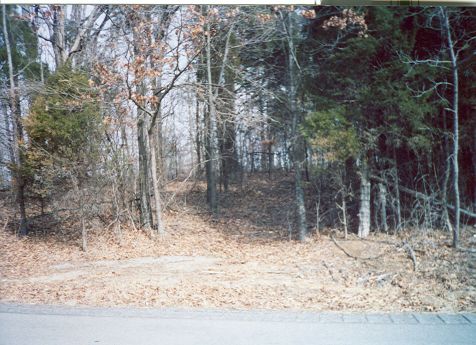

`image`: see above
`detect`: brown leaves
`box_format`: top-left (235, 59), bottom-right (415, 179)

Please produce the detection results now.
top-left (257, 13), bottom-right (272, 24)
top-left (322, 8), bottom-right (368, 37)
top-left (1, 178), bottom-right (475, 312)
top-left (301, 10), bottom-right (316, 20)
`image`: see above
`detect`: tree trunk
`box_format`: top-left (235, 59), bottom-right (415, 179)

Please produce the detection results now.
top-left (205, 11), bottom-right (218, 213)
top-left (442, 111), bottom-right (453, 233)
top-left (392, 146), bottom-right (402, 232)
top-left (315, 196), bottom-right (321, 234)
top-left (195, 96), bottom-right (202, 175)
top-left (40, 5), bottom-right (100, 71)
top-left (294, 160), bottom-right (307, 241)
top-left (250, 149), bottom-right (255, 173)
top-left (222, 120), bottom-right (236, 192)
top-left (268, 144), bottom-right (273, 179)
top-left (260, 130), bottom-right (267, 173)
top-left (70, 5), bottom-right (82, 69)
top-left (69, 174), bottom-right (87, 250)
top-left (3, 5), bottom-right (28, 236)
top-left (371, 174), bottom-right (476, 220)
top-left (137, 117), bottom-right (152, 229)
top-left (337, 196), bottom-right (348, 240)
top-left (304, 152), bottom-right (310, 182)
top-left (285, 11), bottom-right (307, 240)
top-left (216, 23), bottom-right (236, 193)
top-left (1, 101), bottom-right (14, 168)
top-left (378, 182), bottom-right (388, 233)
top-left (358, 157), bottom-right (371, 238)
top-left (148, 127), bottom-right (164, 235)
top-left (52, 5), bottom-right (67, 69)
top-left (442, 7), bottom-right (460, 248)
top-left (473, 126), bottom-right (476, 210)
top-left (343, 198), bottom-right (348, 239)
top-left (156, 113), bottom-right (166, 187)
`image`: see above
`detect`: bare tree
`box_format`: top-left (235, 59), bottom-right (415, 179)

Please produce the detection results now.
top-left (33, 5), bottom-right (104, 69)
top-left (118, 5), bottom-right (199, 234)
top-left (204, 6), bottom-right (219, 212)
top-left (280, 9), bottom-right (308, 240)
top-left (440, 7), bottom-right (460, 248)
top-left (2, 5), bottom-right (28, 235)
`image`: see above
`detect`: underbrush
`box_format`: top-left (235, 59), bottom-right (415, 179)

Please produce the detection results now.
top-left (1, 180), bottom-right (475, 312)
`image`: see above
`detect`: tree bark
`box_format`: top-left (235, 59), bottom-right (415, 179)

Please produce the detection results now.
top-left (268, 143), bottom-right (273, 179)
top-left (137, 117), bottom-right (152, 229)
top-left (72, 175), bottom-right (87, 251)
top-left (3, 5), bottom-right (28, 236)
top-left (337, 196), bottom-right (348, 240)
top-left (147, 43), bottom-right (165, 195)
top-left (216, 23), bottom-right (236, 193)
top-left (195, 96), bottom-right (202, 175)
top-left (51, 5), bottom-right (67, 69)
top-left (48, 5), bottom-right (101, 69)
top-left (1, 101), bottom-right (14, 168)
top-left (68, 6), bottom-right (101, 58)
top-left (148, 127), bottom-right (164, 235)
top-left (441, 7), bottom-right (460, 248)
top-left (222, 120), bottom-right (236, 192)
top-left (442, 111), bottom-right (453, 233)
top-left (205, 10), bottom-right (218, 213)
top-left (473, 126), bottom-right (476, 210)
top-left (79, 193), bottom-right (87, 251)
top-left (392, 146), bottom-right (402, 232)
top-left (378, 182), bottom-right (388, 233)
top-left (285, 11), bottom-right (307, 240)
top-left (370, 174), bottom-right (476, 219)
top-left (358, 157), bottom-right (371, 238)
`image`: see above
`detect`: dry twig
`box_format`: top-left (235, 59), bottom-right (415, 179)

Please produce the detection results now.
top-left (2, 217), bottom-right (9, 232)
top-left (330, 234), bottom-right (387, 260)
top-left (402, 240), bottom-right (418, 271)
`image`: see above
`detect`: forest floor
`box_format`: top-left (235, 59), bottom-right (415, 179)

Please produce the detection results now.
top-left (1, 173), bottom-right (475, 312)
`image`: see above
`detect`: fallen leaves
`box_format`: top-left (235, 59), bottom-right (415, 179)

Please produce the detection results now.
top-left (0, 177), bottom-right (475, 312)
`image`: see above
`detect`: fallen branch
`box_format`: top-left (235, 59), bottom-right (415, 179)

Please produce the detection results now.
top-left (322, 261), bottom-right (337, 282)
top-left (458, 247), bottom-right (476, 253)
top-left (357, 272), bottom-right (395, 286)
top-left (374, 272), bottom-right (395, 285)
top-left (348, 234), bottom-right (398, 246)
top-left (2, 216), bottom-right (9, 231)
top-left (402, 240), bottom-right (417, 271)
top-left (126, 209), bottom-right (138, 232)
top-left (330, 234), bottom-right (387, 260)
top-left (370, 175), bottom-right (476, 219)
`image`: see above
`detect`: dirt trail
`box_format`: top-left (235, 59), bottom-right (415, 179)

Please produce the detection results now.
top-left (0, 176), bottom-right (475, 311)
top-left (1, 256), bottom-right (221, 284)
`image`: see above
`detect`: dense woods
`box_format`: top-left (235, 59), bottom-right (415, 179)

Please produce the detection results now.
top-left (1, 5), bottom-right (475, 251)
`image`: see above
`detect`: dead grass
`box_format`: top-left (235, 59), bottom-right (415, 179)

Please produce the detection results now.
top-left (0, 176), bottom-right (475, 312)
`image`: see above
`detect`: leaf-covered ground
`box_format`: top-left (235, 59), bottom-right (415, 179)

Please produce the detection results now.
top-left (1, 175), bottom-right (475, 312)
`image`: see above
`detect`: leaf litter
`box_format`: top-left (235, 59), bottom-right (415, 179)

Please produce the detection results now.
top-left (0, 175), bottom-right (475, 312)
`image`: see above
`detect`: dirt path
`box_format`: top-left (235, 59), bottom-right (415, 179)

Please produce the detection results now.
top-left (1, 232), bottom-right (474, 312)
top-left (1, 178), bottom-right (475, 312)
top-left (1, 256), bottom-right (221, 284)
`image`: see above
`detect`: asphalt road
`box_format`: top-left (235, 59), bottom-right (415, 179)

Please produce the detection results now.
top-left (0, 303), bottom-right (475, 345)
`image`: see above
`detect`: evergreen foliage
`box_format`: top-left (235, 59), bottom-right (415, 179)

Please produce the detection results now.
top-left (23, 65), bottom-right (102, 199)
top-left (1, 5), bottom-right (475, 245)
top-left (0, 5), bottom-right (44, 81)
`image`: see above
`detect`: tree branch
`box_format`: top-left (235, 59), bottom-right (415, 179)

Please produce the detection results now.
top-left (68, 6), bottom-right (104, 58)
top-left (370, 175), bottom-right (476, 219)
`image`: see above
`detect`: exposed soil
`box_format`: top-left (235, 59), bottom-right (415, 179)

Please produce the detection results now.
top-left (1, 174), bottom-right (475, 312)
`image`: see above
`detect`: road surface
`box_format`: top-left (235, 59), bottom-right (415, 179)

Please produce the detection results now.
top-left (0, 303), bottom-right (475, 344)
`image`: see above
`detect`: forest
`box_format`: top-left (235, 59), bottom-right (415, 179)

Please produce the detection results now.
top-left (0, 5), bottom-right (475, 311)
